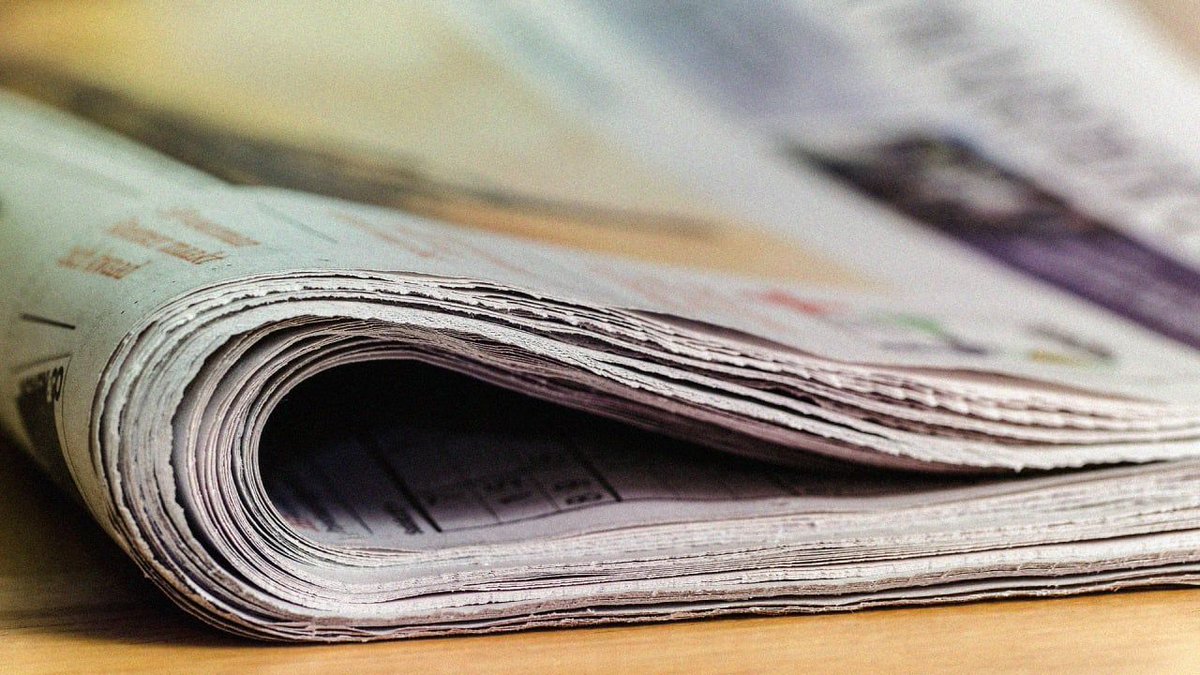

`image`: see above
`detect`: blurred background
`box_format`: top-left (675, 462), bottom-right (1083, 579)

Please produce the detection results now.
top-left (0, 0), bottom-right (878, 284)
top-left (2, 0), bottom-right (1192, 284)
top-left (0, 0), bottom-right (1196, 289)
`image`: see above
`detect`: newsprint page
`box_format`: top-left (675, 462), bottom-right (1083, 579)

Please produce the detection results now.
top-left (3, 0), bottom-right (1200, 640)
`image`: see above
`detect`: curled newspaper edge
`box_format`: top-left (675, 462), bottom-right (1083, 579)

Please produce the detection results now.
top-left (3, 0), bottom-right (1200, 641)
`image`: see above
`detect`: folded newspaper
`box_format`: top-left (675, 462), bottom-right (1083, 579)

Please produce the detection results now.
top-left (3, 0), bottom-right (1200, 641)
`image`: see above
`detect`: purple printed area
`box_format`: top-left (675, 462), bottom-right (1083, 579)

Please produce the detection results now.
top-left (955, 231), bottom-right (1200, 349)
top-left (797, 137), bottom-right (1200, 352)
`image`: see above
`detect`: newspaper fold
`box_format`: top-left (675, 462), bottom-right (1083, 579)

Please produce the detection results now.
top-left (3, 0), bottom-right (1200, 641)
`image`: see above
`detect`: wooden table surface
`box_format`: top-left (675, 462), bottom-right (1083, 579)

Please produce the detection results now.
top-left (1, 441), bottom-right (1197, 673)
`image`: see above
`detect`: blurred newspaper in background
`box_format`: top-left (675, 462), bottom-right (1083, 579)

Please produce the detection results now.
top-left (3, 0), bottom-right (1200, 641)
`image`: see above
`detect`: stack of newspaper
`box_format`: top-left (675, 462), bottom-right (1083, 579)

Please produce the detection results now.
top-left (3, 0), bottom-right (1200, 640)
